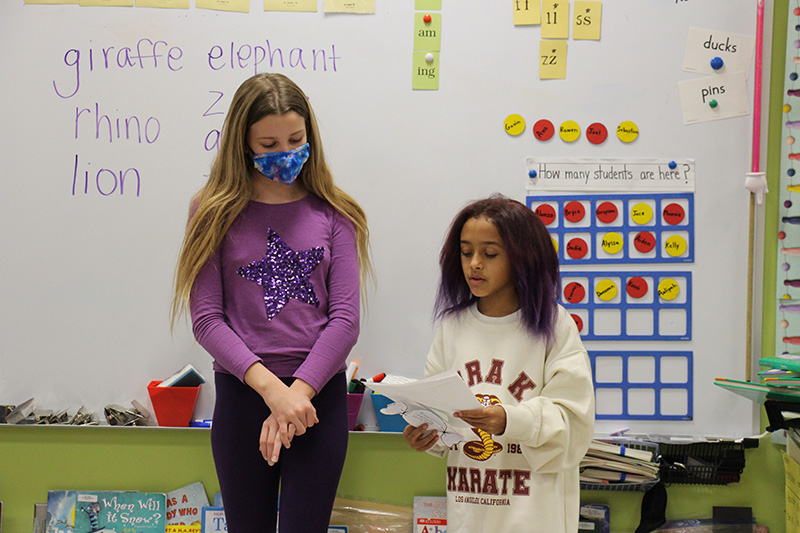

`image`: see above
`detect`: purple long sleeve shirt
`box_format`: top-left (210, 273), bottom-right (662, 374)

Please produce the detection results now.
top-left (190, 194), bottom-right (360, 393)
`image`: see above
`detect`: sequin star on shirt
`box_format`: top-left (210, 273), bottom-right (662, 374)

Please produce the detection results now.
top-left (237, 228), bottom-right (325, 321)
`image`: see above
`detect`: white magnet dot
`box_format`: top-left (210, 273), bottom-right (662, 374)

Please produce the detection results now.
top-left (425, 53), bottom-right (434, 63)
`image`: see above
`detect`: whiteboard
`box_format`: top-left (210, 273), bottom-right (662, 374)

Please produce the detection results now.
top-left (0, 0), bottom-right (766, 438)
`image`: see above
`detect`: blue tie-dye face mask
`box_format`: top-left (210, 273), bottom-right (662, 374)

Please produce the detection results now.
top-left (252, 143), bottom-right (310, 186)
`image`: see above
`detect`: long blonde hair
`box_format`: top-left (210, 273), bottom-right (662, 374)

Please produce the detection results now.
top-left (171, 73), bottom-right (373, 326)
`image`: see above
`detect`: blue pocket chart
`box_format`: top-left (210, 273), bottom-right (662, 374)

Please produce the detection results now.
top-left (527, 193), bottom-right (694, 264)
top-left (560, 271), bottom-right (692, 341)
top-left (591, 350), bottom-right (693, 421)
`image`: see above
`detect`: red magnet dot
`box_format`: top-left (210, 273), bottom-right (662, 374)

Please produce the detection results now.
top-left (586, 122), bottom-right (608, 145)
top-left (633, 231), bottom-right (656, 253)
top-left (566, 237), bottom-right (588, 259)
top-left (533, 119), bottom-right (555, 141)
top-left (423, 13), bottom-right (432, 23)
top-left (564, 282), bottom-right (586, 303)
top-left (663, 203), bottom-right (685, 225)
top-left (570, 314), bottom-right (584, 332)
top-left (795, 7), bottom-right (800, 15)
top-left (563, 201), bottom-right (586, 223)
top-left (626, 276), bottom-right (649, 299)
top-left (596, 201), bottom-right (618, 223)
top-left (780, 231), bottom-right (787, 240)
top-left (534, 204), bottom-right (556, 226)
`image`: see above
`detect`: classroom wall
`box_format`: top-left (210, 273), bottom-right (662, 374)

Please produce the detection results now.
top-left (0, 1), bottom-right (790, 532)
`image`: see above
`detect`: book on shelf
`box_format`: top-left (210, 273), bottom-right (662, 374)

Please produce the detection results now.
top-left (588, 439), bottom-right (654, 463)
top-left (413, 496), bottom-right (447, 533)
top-left (200, 507), bottom-right (226, 533)
top-left (580, 467), bottom-right (653, 483)
top-left (580, 455), bottom-right (659, 477)
top-left (714, 377), bottom-right (800, 403)
top-left (158, 364), bottom-right (206, 388)
top-left (167, 482), bottom-right (209, 527)
top-left (579, 503), bottom-right (610, 533)
top-left (759, 354), bottom-right (800, 373)
top-left (46, 490), bottom-right (166, 533)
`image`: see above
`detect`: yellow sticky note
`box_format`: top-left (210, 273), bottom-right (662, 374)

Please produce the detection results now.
top-left (265, 0), bottom-right (316, 11)
top-left (541, 1), bottom-right (569, 39)
top-left (414, 13), bottom-right (442, 52)
top-left (136, 0), bottom-right (188, 7)
top-left (196, 0), bottom-right (249, 11)
top-left (324, 0), bottom-right (375, 13)
top-left (540, 40), bottom-right (567, 79)
top-left (573, 1), bottom-right (601, 40)
top-left (80, 0), bottom-right (133, 5)
top-left (513, 0), bottom-right (541, 25)
top-left (412, 52), bottom-right (439, 90)
top-left (25, 0), bottom-right (78, 4)
top-left (416, 0), bottom-right (441, 9)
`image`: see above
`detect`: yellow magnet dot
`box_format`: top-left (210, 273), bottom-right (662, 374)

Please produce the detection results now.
top-left (630, 203), bottom-right (653, 225)
top-left (600, 231), bottom-right (624, 255)
top-left (664, 235), bottom-right (688, 257)
top-left (552, 236), bottom-right (559, 252)
top-left (559, 120), bottom-right (581, 142)
top-left (658, 278), bottom-right (680, 301)
top-left (595, 279), bottom-right (618, 301)
top-left (785, 104), bottom-right (792, 113)
top-left (617, 121), bottom-right (639, 143)
top-left (784, 294), bottom-right (793, 300)
top-left (504, 114), bottom-right (526, 136)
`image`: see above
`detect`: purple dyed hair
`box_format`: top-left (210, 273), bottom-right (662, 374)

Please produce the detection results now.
top-left (433, 195), bottom-right (561, 339)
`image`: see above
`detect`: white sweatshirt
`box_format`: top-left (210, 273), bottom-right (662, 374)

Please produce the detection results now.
top-left (424, 304), bottom-right (595, 533)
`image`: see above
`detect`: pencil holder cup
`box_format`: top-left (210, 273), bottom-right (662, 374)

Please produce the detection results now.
top-left (347, 393), bottom-right (364, 430)
top-left (370, 393), bottom-right (407, 433)
top-left (147, 380), bottom-right (201, 427)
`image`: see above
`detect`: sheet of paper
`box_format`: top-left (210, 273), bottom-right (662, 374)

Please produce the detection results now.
top-left (513, 0), bottom-right (541, 26)
top-left (683, 27), bottom-right (755, 76)
top-left (196, 0), bottom-right (249, 12)
top-left (136, 0), bottom-right (189, 7)
top-left (540, 40), bottom-right (567, 79)
top-left (25, 0), bottom-right (78, 4)
top-left (265, 0), bottom-right (317, 11)
top-left (416, 0), bottom-right (441, 9)
top-left (414, 12), bottom-right (442, 51)
top-left (678, 71), bottom-right (749, 125)
top-left (785, 451), bottom-right (800, 532)
top-left (366, 370), bottom-right (482, 431)
top-left (324, 0), bottom-right (375, 14)
top-left (412, 51), bottom-right (439, 90)
top-left (572, 1), bottom-right (601, 40)
top-left (541, 1), bottom-right (569, 39)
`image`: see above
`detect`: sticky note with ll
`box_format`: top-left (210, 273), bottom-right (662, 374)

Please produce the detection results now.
top-left (415, 0), bottom-right (441, 9)
top-left (413, 52), bottom-right (439, 90)
top-left (540, 40), bottom-right (567, 79)
top-left (541, 1), bottom-right (570, 39)
top-left (573, 1), bottom-right (601, 40)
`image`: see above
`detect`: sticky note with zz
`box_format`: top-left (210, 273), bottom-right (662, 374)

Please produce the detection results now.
top-left (540, 40), bottom-right (567, 79)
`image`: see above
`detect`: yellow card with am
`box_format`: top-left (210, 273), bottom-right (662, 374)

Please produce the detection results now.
top-left (573, 1), bottom-right (601, 40)
top-left (540, 40), bottom-right (567, 79)
top-left (265, 0), bottom-right (317, 11)
top-left (412, 51), bottom-right (439, 90)
top-left (541, 1), bottom-right (569, 39)
top-left (513, 0), bottom-right (540, 25)
top-left (414, 13), bottom-right (442, 51)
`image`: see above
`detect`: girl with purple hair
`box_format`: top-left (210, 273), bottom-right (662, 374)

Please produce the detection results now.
top-left (404, 195), bottom-right (595, 532)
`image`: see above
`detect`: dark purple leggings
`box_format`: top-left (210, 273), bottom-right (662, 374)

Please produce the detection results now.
top-left (211, 371), bottom-right (348, 532)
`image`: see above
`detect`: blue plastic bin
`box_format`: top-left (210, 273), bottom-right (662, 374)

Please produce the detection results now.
top-left (370, 392), bottom-right (407, 433)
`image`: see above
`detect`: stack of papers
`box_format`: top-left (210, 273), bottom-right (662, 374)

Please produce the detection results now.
top-left (580, 440), bottom-right (659, 485)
